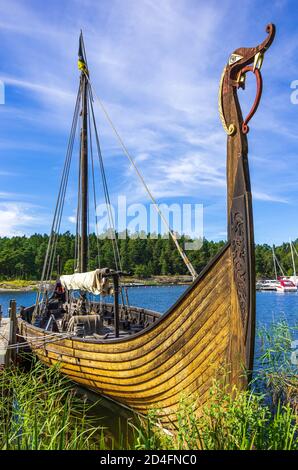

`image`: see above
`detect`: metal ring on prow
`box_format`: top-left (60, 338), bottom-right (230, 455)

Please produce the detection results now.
top-left (239, 65), bottom-right (263, 135)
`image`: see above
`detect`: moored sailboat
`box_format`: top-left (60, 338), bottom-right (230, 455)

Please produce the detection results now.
top-left (272, 245), bottom-right (297, 292)
top-left (18, 24), bottom-right (276, 426)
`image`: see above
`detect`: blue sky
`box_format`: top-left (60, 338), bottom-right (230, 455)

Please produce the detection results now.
top-left (0, 0), bottom-right (297, 244)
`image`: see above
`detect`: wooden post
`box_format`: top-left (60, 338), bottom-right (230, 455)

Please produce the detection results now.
top-left (113, 275), bottom-right (119, 338)
top-left (9, 299), bottom-right (17, 364)
top-left (57, 255), bottom-right (61, 277)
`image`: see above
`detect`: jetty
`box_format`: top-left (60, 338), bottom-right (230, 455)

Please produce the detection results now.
top-left (0, 300), bottom-right (17, 368)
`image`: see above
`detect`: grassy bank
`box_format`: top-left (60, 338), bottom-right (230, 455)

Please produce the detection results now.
top-left (0, 275), bottom-right (192, 291)
top-left (122, 275), bottom-right (192, 286)
top-left (0, 280), bottom-right (39, 291)
top-left (0, 322), bottom-right (297, 450)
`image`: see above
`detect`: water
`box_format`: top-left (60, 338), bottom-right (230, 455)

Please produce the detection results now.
top-left (1, 286), bottom-right (297, 370)
top-left (255, 290), bottom-right (298, 327)
top-left (1, 286), bottom-right (297, 326)
top-left (0, 291), bottom-right (37, 315)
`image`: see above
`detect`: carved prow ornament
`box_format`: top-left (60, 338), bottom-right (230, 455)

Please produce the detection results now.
top-left (219, 24), bottom-right (276, 376)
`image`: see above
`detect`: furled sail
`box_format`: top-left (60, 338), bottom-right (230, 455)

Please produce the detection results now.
top-left (60, 269), bottom-right (113, 295)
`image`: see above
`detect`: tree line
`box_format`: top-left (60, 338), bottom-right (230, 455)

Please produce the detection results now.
top-left (0, 232), bottom-right (297, 280)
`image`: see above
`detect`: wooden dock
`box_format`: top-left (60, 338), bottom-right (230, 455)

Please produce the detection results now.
top-left (0, 318), bottom-right (12, 368)
top-left (0, 300), bottom-right (17, 368)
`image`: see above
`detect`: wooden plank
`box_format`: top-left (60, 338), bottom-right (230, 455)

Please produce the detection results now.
top-left (43, 294), bottom-right (231, 386)
top-left (0, 318), bottom-right (11, 367)
top-left (9, 300), bottom-right (17, 364)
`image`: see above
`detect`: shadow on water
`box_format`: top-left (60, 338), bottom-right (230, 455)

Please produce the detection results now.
top-left (19, 352), bottom-right (141, 449)
top-left (74, 385), bottom-right (141, 449)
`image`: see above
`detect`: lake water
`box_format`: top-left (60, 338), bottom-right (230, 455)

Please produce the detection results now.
top-left (1, 285), bottom-right (297, 368)
top-left (1, 285), bottom-right (297, 326)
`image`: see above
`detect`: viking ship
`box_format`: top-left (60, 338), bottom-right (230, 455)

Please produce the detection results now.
top-left (18, 24), bottom-right (276, 426)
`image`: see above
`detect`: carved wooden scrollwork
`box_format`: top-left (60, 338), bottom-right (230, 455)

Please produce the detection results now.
top-left (231, 209), bottom-right (248, 326)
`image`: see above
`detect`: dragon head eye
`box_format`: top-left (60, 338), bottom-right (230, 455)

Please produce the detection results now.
top-left (228, 53), bottom-right (243, 66)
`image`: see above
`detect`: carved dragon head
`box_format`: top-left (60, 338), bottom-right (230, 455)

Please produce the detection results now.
top-left (219, 24), bottom-right (276, 135)
top-left (227, 23), bottom-right (276, 89)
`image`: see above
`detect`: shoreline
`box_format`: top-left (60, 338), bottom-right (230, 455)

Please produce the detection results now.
top-left (0, 276), bottom-right (193, 292)
top-left (0, 287), bottom-right (38, 292)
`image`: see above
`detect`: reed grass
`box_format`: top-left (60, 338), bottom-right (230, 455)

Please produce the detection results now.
top-left (0, 321), bottom-right (297, 450)
top-left (132, 320), bottom-right (298, 450)
top-left (254, 321), bottom-right (298, 413)
top-left (0, 279), bottom-right (38, 289)
top-left (133, 385), bottom-right (297, 450)
top-left (0, 361), bottom-right (106, 450)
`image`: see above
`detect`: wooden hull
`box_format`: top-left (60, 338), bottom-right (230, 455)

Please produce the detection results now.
top-left (18, 243), bottom-right (249, 426)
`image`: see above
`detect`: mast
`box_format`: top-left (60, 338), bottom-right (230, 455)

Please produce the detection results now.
top-left (78, 32), bottom-right (88, 273)
top-left (272, 245), bottom-right (278, 280)
top-left (290, 239), bottom-right (296, 280)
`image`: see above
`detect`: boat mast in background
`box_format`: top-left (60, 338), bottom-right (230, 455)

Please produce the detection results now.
top-left (290, 239), bottom-right (297, 286)
top-left (272, 245), bottom-right (278, 280)
top-left (272, 245), bottom-right (285, 278)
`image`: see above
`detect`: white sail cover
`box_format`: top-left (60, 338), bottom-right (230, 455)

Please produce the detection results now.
top-left (60, 269), bottom-right (112, 296)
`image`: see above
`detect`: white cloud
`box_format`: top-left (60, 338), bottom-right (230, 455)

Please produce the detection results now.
top-left (0, 202), bottom-right (40, 236)
top-left (1, 76), bottom-right (75, 105)
top-left (253, 191), bottom-right (289, 204)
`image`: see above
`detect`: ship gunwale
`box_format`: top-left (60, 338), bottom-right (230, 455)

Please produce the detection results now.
top-left (19, 242), bottom-right (230, 344)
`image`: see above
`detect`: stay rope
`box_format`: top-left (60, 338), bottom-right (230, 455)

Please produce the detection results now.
top-left (35, 83), bottom-right (82, 315)
top-left (87, 96), bottom-right (101, 269)
top-left (88, 85), bottom-right (130, 306)
top-left (84, 73), bottom-right (198, 280)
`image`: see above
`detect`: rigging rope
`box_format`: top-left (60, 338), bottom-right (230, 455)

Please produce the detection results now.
top-left (47, 84), bottom-right (82, 282)
top-left (34, 46), bottom-right (198, 324)
top-left (272, 248), bottom-right (285, 277)
top-left (35, 83), bottom-right (82, 316)
top-left (84, 74), bottom-right (198, 280)
top-left (87, 97), bottom-right (101, 269)
top-left (292, 243), bottom-right (298, 259)
top-left (7, 332), bottom-right (75, 350)
top-left (88, 85), bottom-right (130, 306)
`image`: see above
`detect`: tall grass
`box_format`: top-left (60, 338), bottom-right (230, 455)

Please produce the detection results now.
top-left (0, 321), bottom-right (297, 450)
top-left (0, 361), bottom-right (106, 450)
top-left (255, 321), bottom-right (298, 413)
top-left (132, 321), bottom-right (298, 450)
top-left (133, 385), bottom-right (297, 450)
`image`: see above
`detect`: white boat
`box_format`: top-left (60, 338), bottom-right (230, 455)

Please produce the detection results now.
top-left (257, 244), bottom-right (298, 292)
top-left (257, 279), bottom-right (277, 291)
top-left (271, 245), bottom-right (297, 291)
top-left (289, 276), bottom-right (298, 288)
top-left (276, 277), bottom-right (297, 293)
